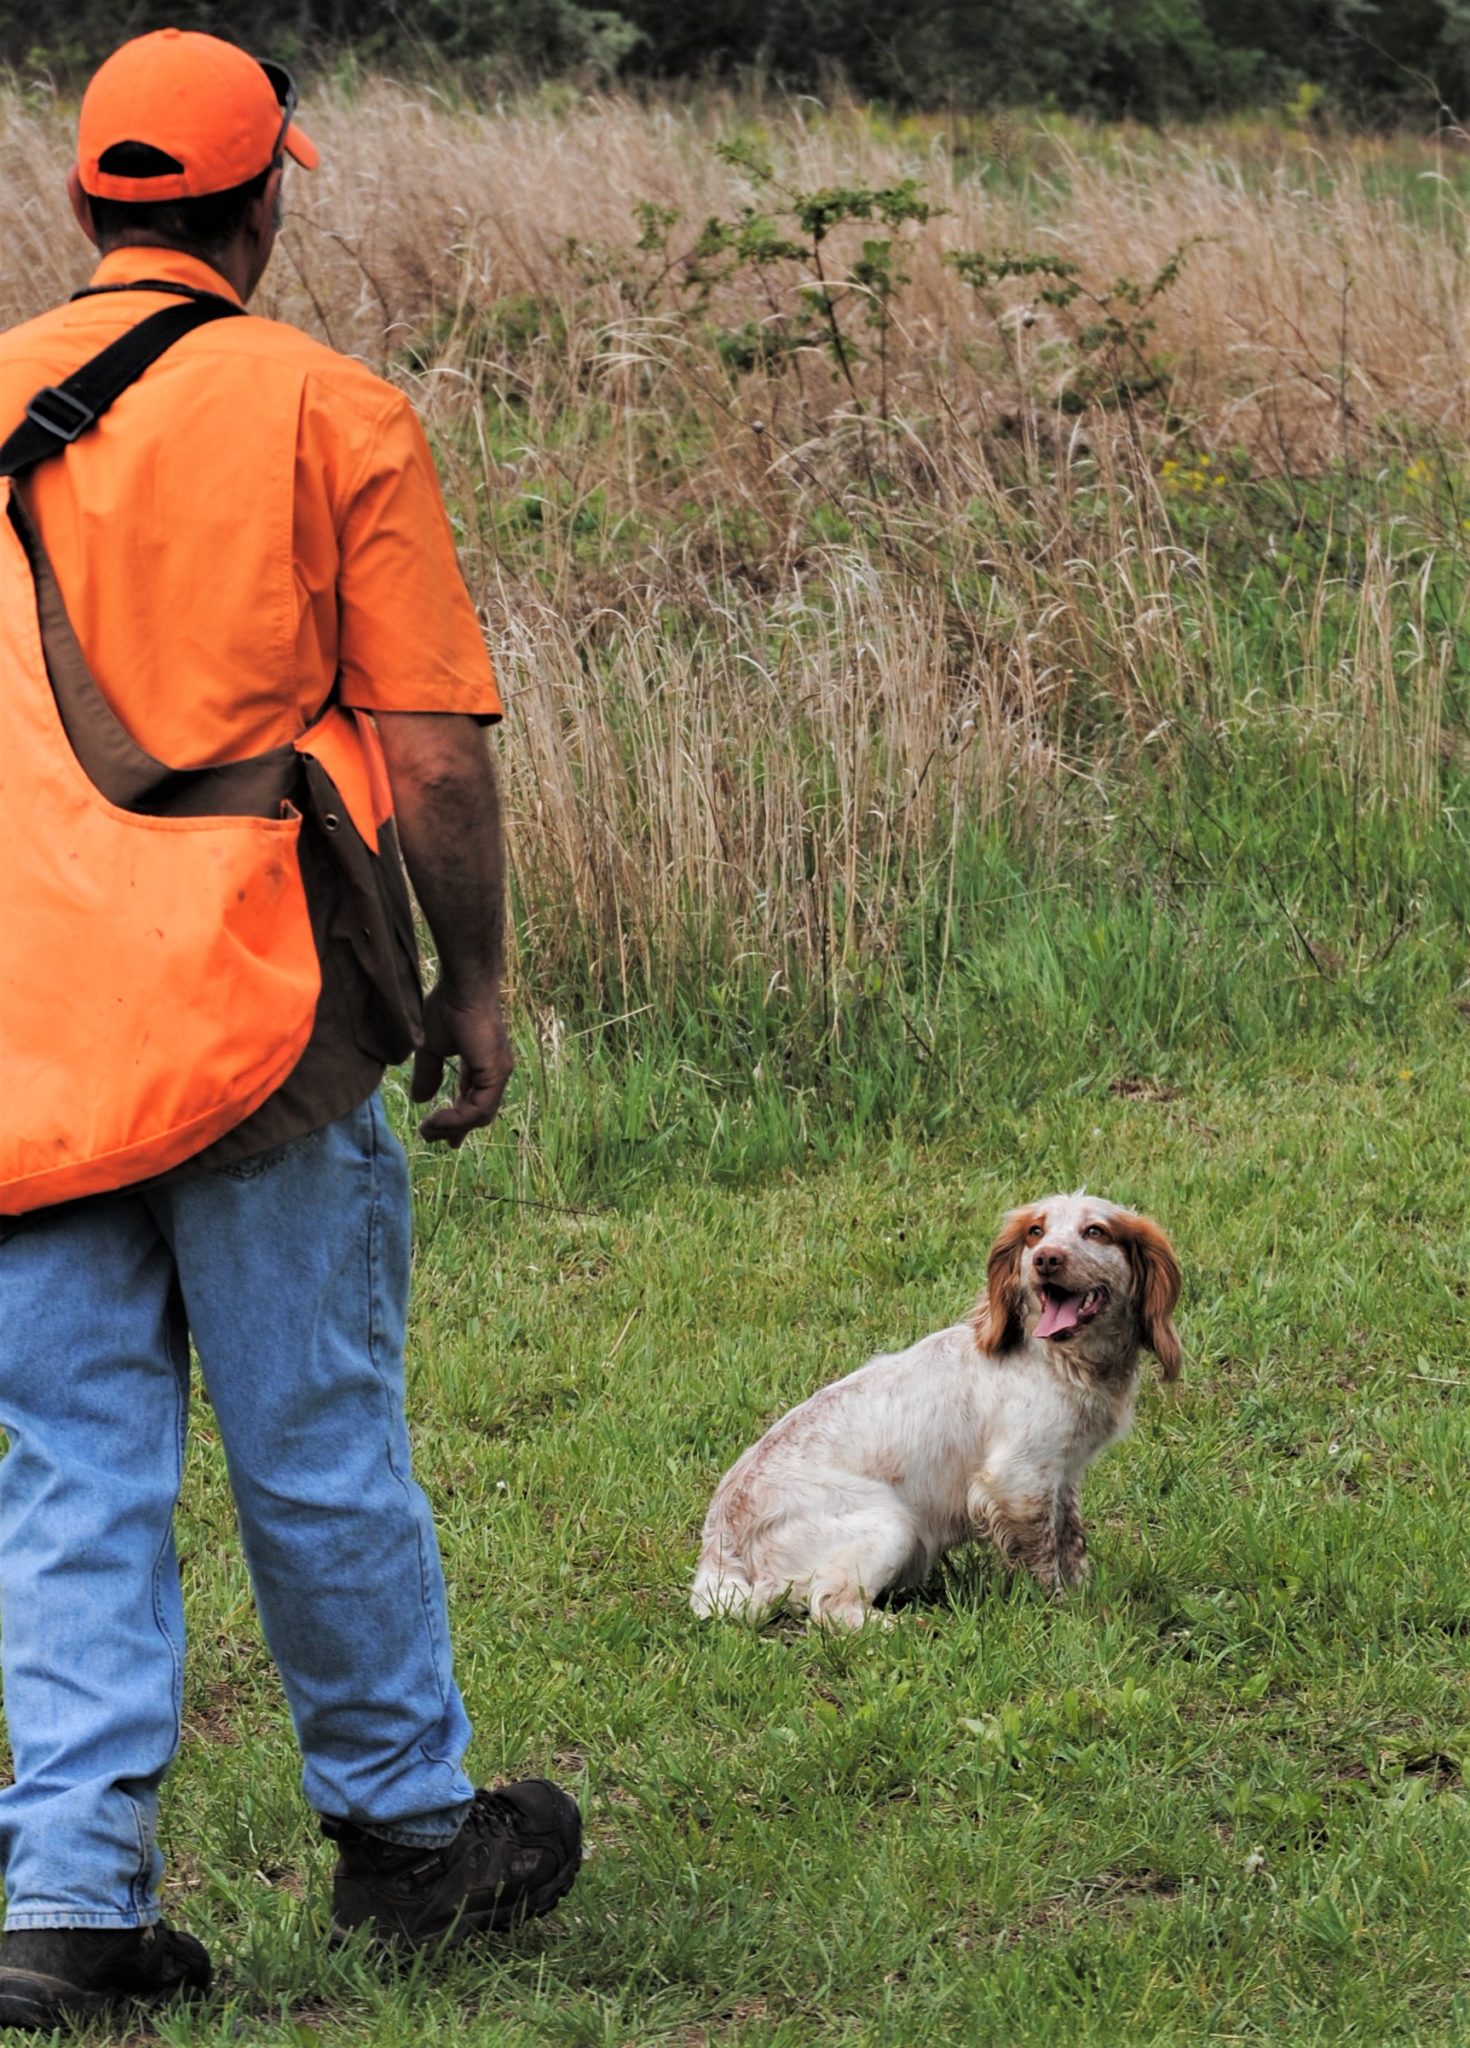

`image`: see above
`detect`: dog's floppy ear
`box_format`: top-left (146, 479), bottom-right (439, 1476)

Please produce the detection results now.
top-left (972, 1205), bottom-right (1039, 1355)
top-left (1114, 1211), bottom-right (1182, 1381)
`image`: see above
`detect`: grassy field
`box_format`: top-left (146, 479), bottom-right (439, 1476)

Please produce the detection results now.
top-left (1, 77), bottom-right (1468, 2043)
top-left (144, 1025), bottom-right (1470, 2046)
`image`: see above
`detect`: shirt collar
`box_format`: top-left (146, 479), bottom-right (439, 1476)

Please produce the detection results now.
top-left (87, 246), bottom-right (244, 308)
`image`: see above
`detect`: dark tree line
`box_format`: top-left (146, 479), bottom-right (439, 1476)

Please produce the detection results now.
top-left (8, 0), bottom-right (1470, 119)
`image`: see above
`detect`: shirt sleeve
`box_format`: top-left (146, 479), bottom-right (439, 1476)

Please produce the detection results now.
top-left (333, 390), bottom-right (502, 721)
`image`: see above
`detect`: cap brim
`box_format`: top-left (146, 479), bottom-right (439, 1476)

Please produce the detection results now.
top-left (283, 120), bottom-right (318, 171)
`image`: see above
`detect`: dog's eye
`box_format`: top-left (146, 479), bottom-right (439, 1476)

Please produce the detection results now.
top-left (1026, 1222), bottom-right (1044, 1239)
top-left (1083, 1224), bottom-right (1109, 1240)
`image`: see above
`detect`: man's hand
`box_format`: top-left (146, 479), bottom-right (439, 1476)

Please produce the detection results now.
top-left (410, 982), bottom-right (514, 1146)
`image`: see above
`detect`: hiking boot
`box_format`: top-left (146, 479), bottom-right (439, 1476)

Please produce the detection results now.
top-left (326, 1780), bottom-right (582, 1951)
top-left (0, 1921), bottom-right (212, 2031)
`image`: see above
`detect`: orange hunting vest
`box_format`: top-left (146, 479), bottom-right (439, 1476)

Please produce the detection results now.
top-left (0, 294), bottom-right (422, 1214)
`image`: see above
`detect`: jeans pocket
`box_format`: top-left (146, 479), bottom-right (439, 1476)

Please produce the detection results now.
top-left (206, 1125), bottom-right (326, 1184)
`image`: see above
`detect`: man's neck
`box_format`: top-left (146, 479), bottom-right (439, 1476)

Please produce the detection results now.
top-left (98, 235), bottom-right (256, 304)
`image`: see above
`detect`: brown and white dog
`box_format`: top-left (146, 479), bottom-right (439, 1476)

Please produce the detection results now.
top-left (691, 1194), bottom-right (1181, 1627)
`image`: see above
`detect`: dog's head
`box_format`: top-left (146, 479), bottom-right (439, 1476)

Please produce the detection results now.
top-left (972, 1193), bottom-right (1181, 1380)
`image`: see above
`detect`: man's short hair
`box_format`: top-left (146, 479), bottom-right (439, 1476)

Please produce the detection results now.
top-left (87, 146), bottom-right (273, 259)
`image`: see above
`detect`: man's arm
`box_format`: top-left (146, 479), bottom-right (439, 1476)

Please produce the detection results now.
top-left (374, 710), bottom-right (513, 1146)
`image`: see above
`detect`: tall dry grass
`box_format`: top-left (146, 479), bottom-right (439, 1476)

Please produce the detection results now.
top-left (3, 81), bottom-right (1466, 1011)
top-left (8, 85), bottom-right (1466, 452)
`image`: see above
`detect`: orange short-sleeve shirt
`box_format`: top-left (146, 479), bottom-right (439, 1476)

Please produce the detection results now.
top-left (0, 245), bottom-right (501, 767)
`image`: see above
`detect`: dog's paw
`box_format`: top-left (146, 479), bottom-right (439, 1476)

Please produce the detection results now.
top-left (809, 1599), bottom-right (891, 1631)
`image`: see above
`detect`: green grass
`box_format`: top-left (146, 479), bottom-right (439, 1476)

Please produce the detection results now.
top-left (70, 1008), bottom-right (1468, 2046)
top-left (486, 715), bottom-right (1469, 1207)
top-left (10, 95), bottom-right (1470, 2040)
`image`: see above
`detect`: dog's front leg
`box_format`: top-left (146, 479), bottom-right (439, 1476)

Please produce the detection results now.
top-left (1052, 1484), bottom-right (1090, 1588)
top-left (968, 1479), bottom-right (1088, 1592)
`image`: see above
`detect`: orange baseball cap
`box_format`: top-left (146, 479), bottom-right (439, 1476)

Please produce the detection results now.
top-left (78, 28), bottom-right (318, 202)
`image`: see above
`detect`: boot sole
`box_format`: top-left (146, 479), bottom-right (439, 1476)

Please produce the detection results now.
top-left (0, 1968), bottom-right (117, 2028)
top-left (330, 1841), bottom-right (582, 1953)
top-left (468, 1843), bottom-right (582, 1938)
top-left (0, 1970), bottom-right (208, 2030)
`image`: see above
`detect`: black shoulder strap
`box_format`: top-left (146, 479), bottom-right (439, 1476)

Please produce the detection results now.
top-left (0, 296), bottom-right (245, 479)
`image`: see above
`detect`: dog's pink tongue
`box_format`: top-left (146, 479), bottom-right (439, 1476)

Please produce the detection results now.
top-left (1035, 1291), bottom-right (1082, 1339)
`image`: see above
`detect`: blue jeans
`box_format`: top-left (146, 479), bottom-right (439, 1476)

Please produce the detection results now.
top-left (0, 1096), bottom-right (474, 1929)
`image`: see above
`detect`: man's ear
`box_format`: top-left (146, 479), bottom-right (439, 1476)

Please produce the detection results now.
top-left (251, 165), bottom-right (284, 238)
top-left (240, 164), bottom-right (284, 299)
top-left (67, 167), bottom-right (101, 250)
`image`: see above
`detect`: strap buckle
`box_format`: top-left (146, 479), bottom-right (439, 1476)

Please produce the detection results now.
top-left (24, 385), bottom-right (97, 444)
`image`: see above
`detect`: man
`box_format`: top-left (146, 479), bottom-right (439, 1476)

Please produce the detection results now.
top-left (0, 30), bottom-right (580, 2031)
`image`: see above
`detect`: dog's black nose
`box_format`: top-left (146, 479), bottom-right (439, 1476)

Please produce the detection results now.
top-left (1032, 1245), bottom-right (1065, 1277)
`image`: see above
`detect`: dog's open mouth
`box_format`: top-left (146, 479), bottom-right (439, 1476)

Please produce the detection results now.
top-left (1035, 1284), bottom-right (1109, 1340)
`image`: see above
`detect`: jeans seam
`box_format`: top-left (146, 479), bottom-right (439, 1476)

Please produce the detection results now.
top-left (365, 1101), bottom-right (455, 1737)
top-left (208, 1126), bottom-right (326, 1184)
top-left (4, 1912), bottom-right (154, 1932)
top-left (353, 1819), bottom-right (464, 1849)
top-left (135, 1328), bottom-right (187, 1918)
top-left (126, 1800), bottom-right (152, 1921)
